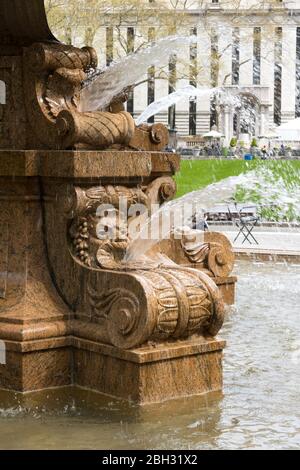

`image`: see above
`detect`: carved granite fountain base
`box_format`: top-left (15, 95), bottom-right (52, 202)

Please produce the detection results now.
top-left (0, 1), bottom-right (236, 402)
top-left (0, 150), bottom-right (236, 404)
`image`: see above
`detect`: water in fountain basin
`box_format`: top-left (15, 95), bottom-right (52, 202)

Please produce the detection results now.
top-left (79, 35), bottom-right (199, 112)
top-left (1, 260), bottom-right (299, 450)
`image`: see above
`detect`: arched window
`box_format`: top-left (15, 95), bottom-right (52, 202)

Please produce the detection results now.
top-left (0, 80), bottom-right (6, 105)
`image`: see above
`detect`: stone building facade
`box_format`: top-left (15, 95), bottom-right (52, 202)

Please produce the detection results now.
top-left (112, 0), bottom-right (300, 142)
top-left (41, 1), bottom-right (300, 144)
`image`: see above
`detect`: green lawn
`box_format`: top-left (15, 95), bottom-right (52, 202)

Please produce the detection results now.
top-left (175, 159), bottom-right (300, 198)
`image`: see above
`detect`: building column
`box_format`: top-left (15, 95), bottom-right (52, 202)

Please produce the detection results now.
top-left (281, 26), bottom-right (296, 124)
top-left (239, 27), bottom-right (254, 86)
top-left (259, 104), bottom-right (270, 136)
top-left (132, 26), bottom-right (148, 120)
top-left (197, 26), bottom-right (211, 134)
top-left (223, 104), bottom-right (231, 145)
top-left (261, 26), bottom-right (275, 127)
top-left (218, 25), bottom-right (232, 86)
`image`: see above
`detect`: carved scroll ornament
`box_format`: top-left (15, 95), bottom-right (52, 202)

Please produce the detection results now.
top-left (181, 230), bottom-right (235, 278)
top-left (87, 266), bottom-right (225, 349)
top-left (23, 42), bottom-right (169, 151)
top-left (60, 179), bottom-right (227, 349)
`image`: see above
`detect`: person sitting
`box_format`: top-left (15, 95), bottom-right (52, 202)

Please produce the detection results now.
top-left (261, 146), bottom-right (267, 160)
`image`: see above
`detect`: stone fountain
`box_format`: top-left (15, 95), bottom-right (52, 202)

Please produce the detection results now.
top-left (0, 0), bottom-right (236, 404)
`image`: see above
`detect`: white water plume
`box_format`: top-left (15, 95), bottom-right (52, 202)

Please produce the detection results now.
top-left (235, 163), bottom-right (300, 222)
top-left (135, 85), bottom-right (216, 125)
top-left (124, 164), bottom-right (300, 262)
top-left (124, 173), bottom-right (254, 262)
top-left (79, 35), bottom-right (198, 112)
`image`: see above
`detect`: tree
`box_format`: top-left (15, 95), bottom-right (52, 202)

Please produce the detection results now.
top-left (46, 0), bottom-right (287, 86)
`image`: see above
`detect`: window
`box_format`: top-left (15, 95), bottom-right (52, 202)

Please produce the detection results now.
top-left (274, 27), bottom-right (282, 126)
top-left (147, 27), bottom-right (156, 123)
top-left (189, 100), bottom-right (197, 136)
top-left (189, 27), bottom-right (197, 135)
top-left (296, 28), bottom-right (300, 117)
top-left (211, 29), bottom-right (219, 87)
top-left (126, 28), bottom-right (135, 115)
top-left (210, 29), bottom-right (218, 128)
top-left (232, 28), bottom-right (240, 86)
top-left (253, 27), bottom-right (261, 85)
top-left (106, 27), bottom-right (114, 66)
top-left (168, 55), bottom-right (177, 130)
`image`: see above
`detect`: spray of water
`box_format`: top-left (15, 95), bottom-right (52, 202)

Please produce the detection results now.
top-left (135, 85), bottom-right (216, 125)
top-left (124, 173), bottom-right (254, 262)
top-left (79, 35), bottom-right (198, 112)
top-left (79, 33), bottom-right (256, 131)
top-left (235, 162), bottom-right (300, 222)
top-left (124, 164), bottom-right (300, 262)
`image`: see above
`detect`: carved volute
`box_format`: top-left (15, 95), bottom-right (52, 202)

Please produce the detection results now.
top-left (0, 0), bottom-right (169, 151)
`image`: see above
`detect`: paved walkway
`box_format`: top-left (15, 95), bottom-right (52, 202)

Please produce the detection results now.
top-left (210, 225), bottom-right (300, 256)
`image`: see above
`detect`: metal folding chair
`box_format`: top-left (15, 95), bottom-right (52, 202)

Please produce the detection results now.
top-left (228, 204), bottom-right (259, 245)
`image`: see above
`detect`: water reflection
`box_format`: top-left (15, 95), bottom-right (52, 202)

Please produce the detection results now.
top-left (0, 387), bottom-right (223, 450)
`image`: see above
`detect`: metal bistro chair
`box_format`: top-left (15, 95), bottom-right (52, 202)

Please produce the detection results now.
top-left (228, 204), bottom-right (259, 245)
top-left (192, 213), bottom-right (209, 232)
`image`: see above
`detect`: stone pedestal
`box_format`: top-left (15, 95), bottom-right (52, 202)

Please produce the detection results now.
top-left (74, 337), bottom-right (225, 404)
top-left (1, 334), bottom-right (225, 404)
top-left (0, 150), bottom-right (235, 403)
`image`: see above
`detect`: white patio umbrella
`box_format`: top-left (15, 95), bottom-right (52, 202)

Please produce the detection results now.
top-left (275, 118), bottom-right (300, 140)
top-left (202, 130), bottom-right (224, 139)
